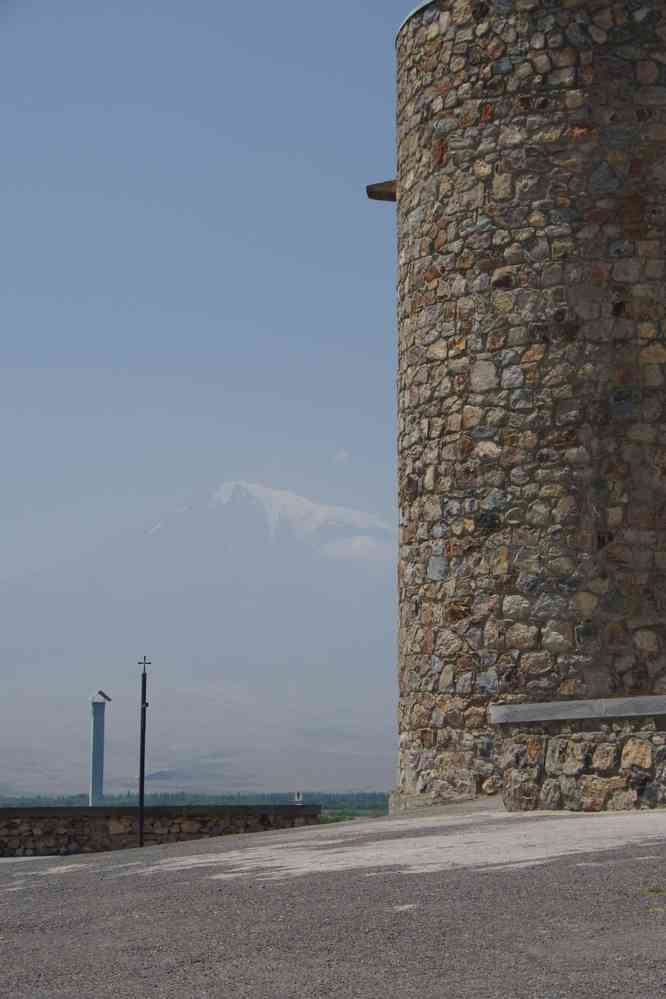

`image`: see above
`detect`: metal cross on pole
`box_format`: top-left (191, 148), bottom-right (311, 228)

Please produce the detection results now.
top-left (138, 656), bottom-right (151, 847)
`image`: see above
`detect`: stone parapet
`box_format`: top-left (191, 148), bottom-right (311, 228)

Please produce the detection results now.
top-left (498, 717), bottom-right (666, 811)
top-left (0, 804), bottom-right (321, 858)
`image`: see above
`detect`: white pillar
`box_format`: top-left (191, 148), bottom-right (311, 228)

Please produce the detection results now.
top-left (89, 699), bottom-right (106, 806)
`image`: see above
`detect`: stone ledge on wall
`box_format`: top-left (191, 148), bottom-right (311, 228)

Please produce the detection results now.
top-left (490, 695), bottom-right (666, 726)
top-left (0, 804), bottom-right (321, 858)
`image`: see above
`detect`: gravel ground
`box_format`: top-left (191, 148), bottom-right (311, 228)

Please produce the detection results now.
top-left (2, 800), bottom-right (666, 999)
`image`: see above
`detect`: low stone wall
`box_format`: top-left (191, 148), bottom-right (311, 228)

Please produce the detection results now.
top-left (0, 804), bottom-right (321, 858)
top-left (499, 718), bottom-right (666, 812)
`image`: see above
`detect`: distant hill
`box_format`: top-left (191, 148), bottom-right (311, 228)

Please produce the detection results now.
top-left (0, 790), bottom-right (390, 818)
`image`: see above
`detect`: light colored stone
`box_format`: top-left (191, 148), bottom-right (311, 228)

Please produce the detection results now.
top-left (519, 652), bottom-right (554, 677)
top-left (476, 441), bottom-right (502, 460)
top-left (621, 739), bottom-right (653, 771)
top-left (635, 630), bottom-right (659, 655)
top-left (542, 620), bottom-right (573, 654)
top-left (591, 744), bottom-right (618, 775)
top-left (526, 501), bottom-right (551, 527)
top-left (427, 556), bottom-right (448, 582)
top-left (462, 406), bottom-right (482, 428)
top-left (506, 623), bottom-right (539, 651)
top-left (640, 343), bottom-right (666, 364)
top-left (470, 360), bottom-right (498, 392)
top-left (493, 171), bottom-right (513, 200)
top-left (502, 595), bottom-right (531, 621)
top-left (580, 776), bottom-right (627, 813)
top-left (437, 630), bottom-right (463, 657)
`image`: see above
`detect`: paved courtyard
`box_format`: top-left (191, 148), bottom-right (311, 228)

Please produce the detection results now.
top-left (2, 800), bottom-right (666, 998)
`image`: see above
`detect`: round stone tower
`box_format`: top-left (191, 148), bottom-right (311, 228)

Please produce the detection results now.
top-left (394, 0), bottom-right (666, 812)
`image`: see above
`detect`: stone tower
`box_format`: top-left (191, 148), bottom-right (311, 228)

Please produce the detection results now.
top-left (389, 0), bottom-right (666, 812)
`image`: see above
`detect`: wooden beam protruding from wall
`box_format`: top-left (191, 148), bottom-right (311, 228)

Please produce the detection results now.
top-left (366, 180), bottom-right (397, 203)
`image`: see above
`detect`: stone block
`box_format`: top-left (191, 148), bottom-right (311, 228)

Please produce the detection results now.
top-left (539, 779), bottom-right (562, 810)
top-left (482, 775), bottom-right (502, 796)
top-left (559, 777), bottom-right (583, 812)
top-left (496, 740), bottom-right (528, 772)
top-left (621, 739), bottom-right (654, 771)
top-left (506, 623), bottom-right (539, 651)
top-left (639, 782), bottom-right (666, 808)
top-left (545, 737), bottom-right (568, 776)
top-left (592, 743), bottom-right (618, 774)
top-left (580, 777), bottom-right (627, 813)
top-left (542, 620), bottom-right (574, 654)
top-left (607, 789), bottom-right (638, 811)
top-left (503, 768), bottom-right (541, 812)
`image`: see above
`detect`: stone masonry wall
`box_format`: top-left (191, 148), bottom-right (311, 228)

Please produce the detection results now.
top-left (0, 805), bottom-right (321, 858)
top-left (395, 0), bottom-right (666, 810)
top-left (500, 715), bottom-right (666, 811)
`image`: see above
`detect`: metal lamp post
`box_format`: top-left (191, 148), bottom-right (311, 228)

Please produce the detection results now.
top-left (138, 657), bottom-right (150, 846)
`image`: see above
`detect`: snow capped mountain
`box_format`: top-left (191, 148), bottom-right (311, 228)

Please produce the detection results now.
top-left (212, 481), bottom-right (391, 539)
top-left (149, 481), bottom-right (395, 565)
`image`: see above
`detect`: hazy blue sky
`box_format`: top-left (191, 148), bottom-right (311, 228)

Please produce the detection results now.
top-left (1, 0), bottom-right (409, 795)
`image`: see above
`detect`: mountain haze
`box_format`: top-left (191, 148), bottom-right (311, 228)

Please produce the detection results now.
top-left (2, 482), bottom-right (397, 795)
